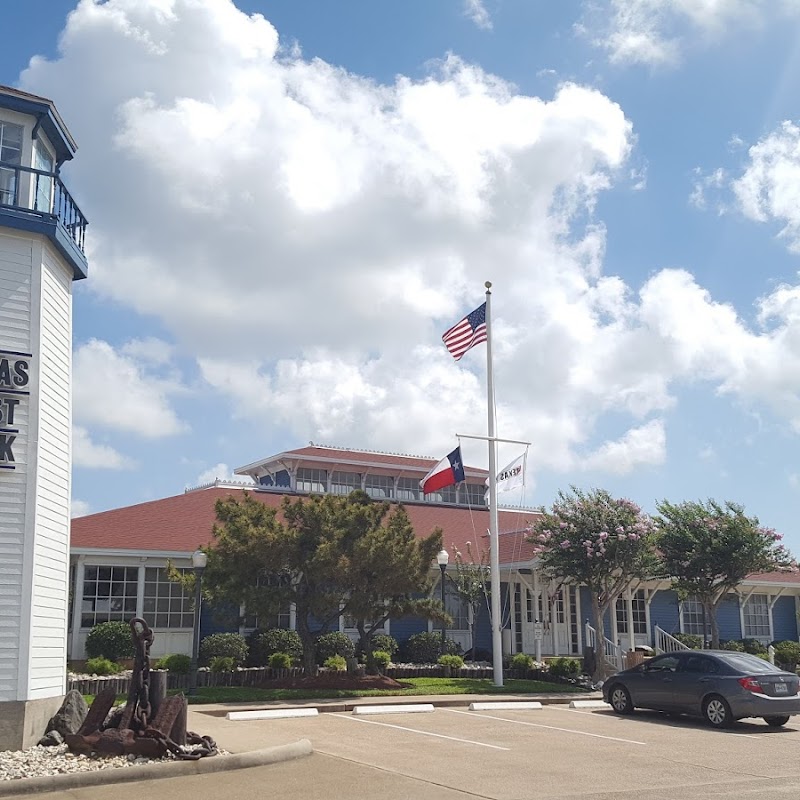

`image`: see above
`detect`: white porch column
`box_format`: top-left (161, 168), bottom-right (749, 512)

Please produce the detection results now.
top-left (626, 588), bottom-right (635, 652)
top-left (533, 570), bottom-right (542, 662)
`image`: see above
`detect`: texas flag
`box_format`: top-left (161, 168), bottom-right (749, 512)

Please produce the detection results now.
top-left (420, 446), bottom-right (466, 494)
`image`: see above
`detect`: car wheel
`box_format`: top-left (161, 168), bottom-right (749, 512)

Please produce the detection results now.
top-left (703, 695), bottom-right (733, 728)
top-left (609, 684), bottom-right (633, 715)
top-left (764, 715), bottom-right (790, 728)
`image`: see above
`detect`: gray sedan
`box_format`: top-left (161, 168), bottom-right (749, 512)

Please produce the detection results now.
top-left (603, 650), bottom-right (800, 728)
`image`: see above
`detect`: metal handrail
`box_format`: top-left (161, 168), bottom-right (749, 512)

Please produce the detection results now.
top-left (0, 159), bottom-right (87, 253)
top-left (654, 625), bottom-right (691, 654)
top-left (585, 621), bottom-right (624, 671)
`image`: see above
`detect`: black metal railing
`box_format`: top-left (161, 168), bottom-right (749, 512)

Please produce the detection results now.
top-left (0, 160), bottom-right (87, 254)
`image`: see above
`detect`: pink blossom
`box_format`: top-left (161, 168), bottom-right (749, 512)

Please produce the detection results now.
top-left (537, 534), bottom-right (548, 543)
top-left (599, 532), bottom-right (609, 541)
top-left (560, 540), bottom-right (571, 549)
top-left (615, 526), bottom-right (624, 534)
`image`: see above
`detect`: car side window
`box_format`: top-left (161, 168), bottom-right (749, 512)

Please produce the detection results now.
top-left (681, 655), bottom-right (719, 674)
top-left (646, 655), bottom-right (680, 673)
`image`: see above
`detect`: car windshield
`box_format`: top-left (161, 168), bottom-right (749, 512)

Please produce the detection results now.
top-left (718, 653), bottom-right (782, 674)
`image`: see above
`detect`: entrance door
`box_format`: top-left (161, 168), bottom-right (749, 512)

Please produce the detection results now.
top-left (550, 591), bottom-right (571, 655)
top-left (520, 586), bottom-right (540, 653)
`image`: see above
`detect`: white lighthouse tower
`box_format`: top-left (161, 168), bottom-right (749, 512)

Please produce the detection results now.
top-left (0, 86), bottom-right (87, 750)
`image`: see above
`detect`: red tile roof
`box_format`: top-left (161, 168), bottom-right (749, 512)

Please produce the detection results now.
top-left (70, 487), bottom-right (539, 560)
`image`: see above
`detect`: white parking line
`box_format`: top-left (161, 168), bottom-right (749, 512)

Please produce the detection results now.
top-left (334, 713), bottom-right (511, 750)
top-left (445, 709), bottom-right (647, 745)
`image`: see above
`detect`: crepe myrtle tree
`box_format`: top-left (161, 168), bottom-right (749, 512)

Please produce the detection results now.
top-left (529, 487), bottom-right (660, 681)
top-left (656, 499), bottom-right (796, 650)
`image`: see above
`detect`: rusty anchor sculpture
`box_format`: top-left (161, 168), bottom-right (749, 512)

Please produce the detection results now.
top-left (66, 618), bottom-right (217, 760)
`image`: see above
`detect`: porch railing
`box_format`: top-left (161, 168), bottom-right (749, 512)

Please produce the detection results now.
top-left (585, 622), bottom-right (624, 672)
top-left (0, 160), bottom-right (87, 254)
top-left (654, 625), bottom-right (690, 655)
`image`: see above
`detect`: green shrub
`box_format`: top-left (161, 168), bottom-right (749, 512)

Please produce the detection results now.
top-left (154, 653), bottom-right (192, 674)
top-left (721, 640), bottom-right (745, 652)
top-left (438, 654), bottom-right (464, 669)
top-left (268, 652), bottom-right (293, 670)
top-left (85, 657), bottom-right (123, 676)
top-left (773, 641), bottom-right (800, 669)
top-left (246, 628), bottom-right (303, 666)
top-left (209, 656), bottom-right (236, 673)
top-left (511, 653), bottom-right (533, 671)
top-left (672, 633), bottom-right (702, 650)
top-left (370, 634), bottom-right (399, 657)
top-left (315, 632), bottom-right (355, 664)
top-left (85, 622), bottom-right (135, 662)
top-left (323, 655), bottom-right (347, 672)
top-left (404, 632), bottom-right (460, 664)
top-left (549, 657), bottom-right (581, 680)
top-left (199, 633), bottom-right (247, 667)
top-left (371, 650), bottom-right (391, 670)
top-left (741, 638), bottom-right (768, 655)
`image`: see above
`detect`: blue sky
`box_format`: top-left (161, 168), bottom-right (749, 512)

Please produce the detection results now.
top-left (3, 0), bottom-right (800, 552)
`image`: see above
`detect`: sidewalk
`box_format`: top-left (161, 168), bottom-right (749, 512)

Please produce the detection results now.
top-left (0, 691), bottom-right (601, 798)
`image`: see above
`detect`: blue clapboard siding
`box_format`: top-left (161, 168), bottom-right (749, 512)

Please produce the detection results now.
top-left (772, 595), bottom-right (798, 643)
top-left (648, 589), bottom-right (680, 639)
top-left (717, 594), bottom-right (742, 641)
top-left (389, 615), bottom-right (429, 643)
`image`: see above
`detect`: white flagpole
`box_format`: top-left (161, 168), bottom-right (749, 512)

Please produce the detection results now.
top-left (485, 281), bottom-right (503, 686)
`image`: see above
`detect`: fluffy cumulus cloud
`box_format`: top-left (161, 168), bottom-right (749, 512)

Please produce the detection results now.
top-left (73, 338), bottom-right (187, 437)
top-left (191, 462), bottom-right (253, 487)
top-left (732, 121), bottom-right (800, 252)
top-left (582, 0), bottom-right (800, 66)
top-left (71, 499), bottom-right (92, 518)
top-left (20, 0), bottom-right (800, 486)
top-left (73, 425), bottom-right (135, 469)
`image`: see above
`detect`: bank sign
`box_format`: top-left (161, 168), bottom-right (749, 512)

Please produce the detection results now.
top-left (0, 349), bottom-right (31, 469)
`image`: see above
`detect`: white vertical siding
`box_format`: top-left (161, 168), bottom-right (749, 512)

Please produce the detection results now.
top-left (27, 243), bottom-right (71, 697)
top-left (0, 232), bottom-right (33, 701)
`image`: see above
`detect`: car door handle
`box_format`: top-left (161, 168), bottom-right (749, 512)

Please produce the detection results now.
top-left (699, 677), bottom-right (710, 683)
top-left (662, 677), bottom-right (672, 682)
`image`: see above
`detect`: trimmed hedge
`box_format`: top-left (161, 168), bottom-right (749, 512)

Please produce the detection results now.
top-left (85, 622), bottom-right (135, 662)
top-left (199, 633), bottom-right (247, 667)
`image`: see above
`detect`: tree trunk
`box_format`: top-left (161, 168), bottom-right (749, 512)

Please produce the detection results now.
top-left (707, 599), bottom-right (721, 650)
top-left (295, 610), bottom-right (318, 677)
top-left (590, 594), bottom-right (608, 683)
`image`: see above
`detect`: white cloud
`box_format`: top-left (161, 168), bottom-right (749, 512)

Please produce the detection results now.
top-left (689, 166), bottom-right (727, 211)
top-left (73, 339), bottom-right (187, 438)
top-left (463, 0), bottom-right (493, 30)
top-left (71, 499), bottom-right (92, 518)
top-left (73, 425), bottom-right (135, 469)
top-left (583, 0), bottom-right (800, 66)
top-left (191, 462), bottom-right (251, 486)
top-left (732, 121), bottom-right (800, 252)
top-left (581, 419), bottom-right (666, 474)
top-left (20, 0), bottom-right (800, 490)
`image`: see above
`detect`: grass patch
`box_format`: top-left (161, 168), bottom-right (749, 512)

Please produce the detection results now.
top-left (181, 677), bottom-right (583, 704)
top-left (82, 677), bottom-right (584, 706)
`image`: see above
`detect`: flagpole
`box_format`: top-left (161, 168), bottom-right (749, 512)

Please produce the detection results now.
top-left (485, 281), bottom-right (504, 687)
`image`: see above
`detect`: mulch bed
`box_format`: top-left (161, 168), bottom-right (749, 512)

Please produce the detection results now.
top-left (260, 673), bottom-right (412, 691)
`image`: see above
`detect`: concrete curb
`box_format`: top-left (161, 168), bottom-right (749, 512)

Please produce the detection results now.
top-left (0, 739), bottom-right (313, 798)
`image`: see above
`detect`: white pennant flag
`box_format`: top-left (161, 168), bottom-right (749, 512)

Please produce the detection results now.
top-left (485, 452), bottom-right (526, 496)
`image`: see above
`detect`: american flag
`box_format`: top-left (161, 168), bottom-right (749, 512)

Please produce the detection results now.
top-left (442, 302), bottom-right (487, 361)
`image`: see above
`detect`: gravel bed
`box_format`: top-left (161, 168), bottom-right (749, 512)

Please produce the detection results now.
top-left (0, 743), bottom-right (228, 782)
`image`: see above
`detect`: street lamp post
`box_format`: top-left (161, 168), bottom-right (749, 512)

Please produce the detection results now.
top-left (437, 548), bottom-right (449, 653)
top-left (188, 549), bottom-right (208, 697)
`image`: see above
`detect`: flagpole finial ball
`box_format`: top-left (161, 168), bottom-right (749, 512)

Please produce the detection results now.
top-left (485, 281), bottom-right (492, 290)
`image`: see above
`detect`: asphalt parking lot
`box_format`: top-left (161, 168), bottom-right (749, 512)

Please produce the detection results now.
top-left (21, 704), bottom-right (800, 799)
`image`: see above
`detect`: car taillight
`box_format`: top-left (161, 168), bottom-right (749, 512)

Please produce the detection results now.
top-left (738, 677), bottom-right (763, 693)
